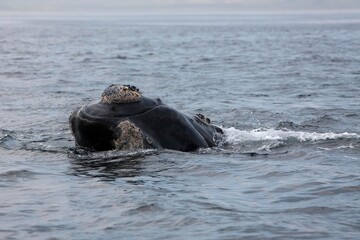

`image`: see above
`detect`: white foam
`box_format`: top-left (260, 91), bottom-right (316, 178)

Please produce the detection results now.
top-left (223, 127), bottom-right (360, 144)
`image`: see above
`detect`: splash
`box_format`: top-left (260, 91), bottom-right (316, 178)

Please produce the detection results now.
top-left (223, 127), bottom-right (360, 144)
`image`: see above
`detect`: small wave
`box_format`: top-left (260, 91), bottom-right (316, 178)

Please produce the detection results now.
top-left (302, 115), bottom-right (338, 126)
top-left (223, 127), bottom-right (359, 144)
top-left (113, 54), bottom-right (127, 60)
top-left (68, 148), bottom-right (159, 161)
top-left (81, 57), bottom-right (92, 62)
top-left (312, 185), bottom-right (360, 196)
top-left (0, 129), bottom-right (24, 150)
top-left (0, 169), bottom-right (38, 181)
top-left (284, 206), bottom-right (340, 215)
top-left (0, 128), bottom-right (70, 153)
top-left (199, 57), bottom-right (212, 62)
top-left (0, 71), bottom-right (24, 77)
top-left (68, 148), bottom-right (161, 179)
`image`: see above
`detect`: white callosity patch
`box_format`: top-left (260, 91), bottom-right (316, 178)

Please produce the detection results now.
top-left (113, 121), bottom-right (144, 150)
top-left (101, 84), bottom-right (142, 104)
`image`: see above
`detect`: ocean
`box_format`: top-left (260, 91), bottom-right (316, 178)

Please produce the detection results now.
top-left (0, 12), bottom-right (360, 239)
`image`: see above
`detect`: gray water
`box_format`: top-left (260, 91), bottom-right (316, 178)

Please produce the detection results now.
top-left (1, 13), bottom-right (360, 239)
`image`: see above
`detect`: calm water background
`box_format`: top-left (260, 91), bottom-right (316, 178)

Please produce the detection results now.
top-left (1, 12), bottom-right (360, 239)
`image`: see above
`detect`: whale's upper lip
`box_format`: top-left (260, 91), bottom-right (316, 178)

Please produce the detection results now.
top-left (81, 96), bottom-right (163, 119)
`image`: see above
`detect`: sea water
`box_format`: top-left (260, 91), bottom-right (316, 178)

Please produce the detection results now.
top-left (0, 12), bottom-right (360, 239)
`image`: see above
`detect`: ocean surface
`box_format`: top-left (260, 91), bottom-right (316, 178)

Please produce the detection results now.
top-left (1, 12), bottom-right (360, 239)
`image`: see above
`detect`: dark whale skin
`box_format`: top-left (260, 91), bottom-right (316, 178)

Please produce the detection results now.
top-left (70, 96), bottom-right (223, 152)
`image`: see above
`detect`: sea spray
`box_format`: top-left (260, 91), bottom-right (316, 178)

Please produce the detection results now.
top-left (223, 127), bottom-right (360, 144)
